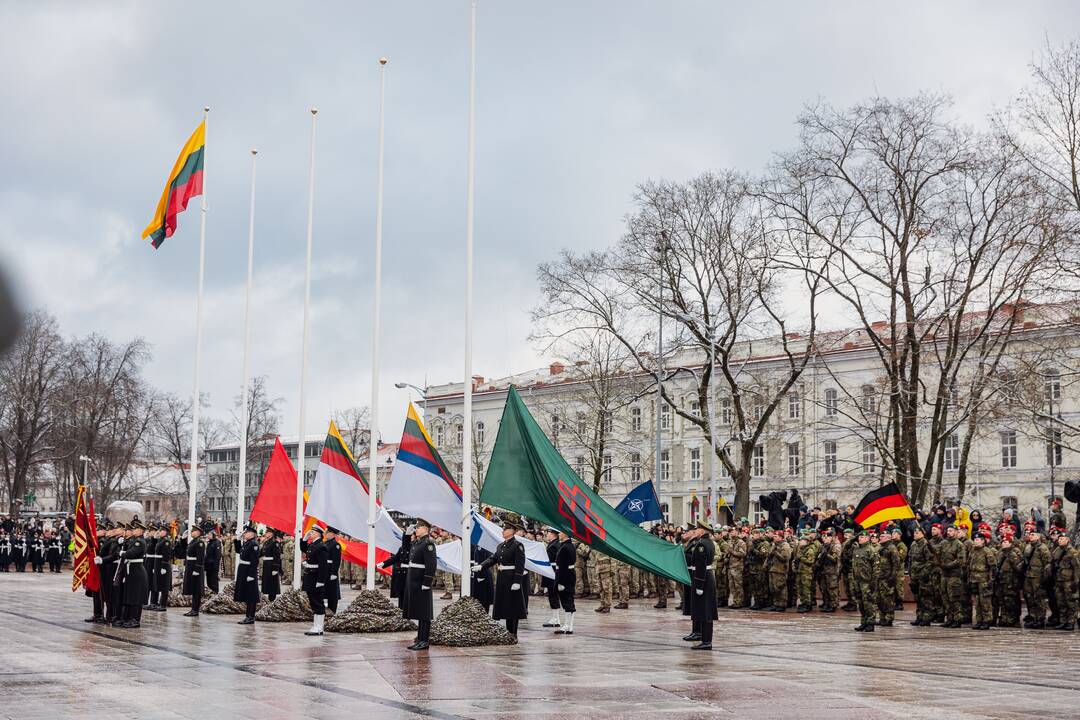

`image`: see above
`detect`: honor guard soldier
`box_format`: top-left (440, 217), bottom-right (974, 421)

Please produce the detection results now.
top-left (96, 523), bottom-right (119, 623)
top-left (554, 530), bottom-right (577, 635)
top-left (405, 519), bottom-right (437, 650)
top-left (260, 528), bottom-right (283, 601)
top-left (119, 518), bottom-right (149, 628)
top-left (0, 529), bottom-right (9, 571)
top-left (687, 519), bottom-right (717, 650)
top-left (323, 527), bottom-right (343, 613)
top-left (476, 517), bottom-right (527, 637)
top-left (143, 524), bottom-right (159, 610)
top-left (11, 531), bottom-right (26, 572)
top-left (29, 530), bottom-right (45, 572)
top-left (302, 526), bottom-right (330, 636)
top-left (85, 523), bottom-right (108, 623)
top-left (45, 531), bottom-right (63, 573)
top-left (183, 522), bottom-right (209, 617)
top-left (379, 525), bottom-right (414, 613)
top-left (470, 544), bottom-right (494, 613)
top-left (204, 527), bottom-right (222, 595)
top-left (234, 524), bottom-right (261, 625)
top-left (542, 528), bottom-right (561, 627)
top-left (150, 525), bottom-right (172, 612)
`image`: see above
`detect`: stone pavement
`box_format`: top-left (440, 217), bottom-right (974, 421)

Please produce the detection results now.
top-left (1, 572), bottom-right (1078, 719)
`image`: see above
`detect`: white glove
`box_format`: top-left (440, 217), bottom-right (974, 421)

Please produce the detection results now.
top-left (272, 571), bottom-right (279, 576)
top-left (93, 557), bottom-right (102, 565)
top-left (695, 589), bottom-right (704, 596)
top-left (117, 537), bottom-right (125, 544)
top-left (316, 582), bottom-right (324, 588)
top-left (421, 585), bottom-right (430, 591)
top-left (557, 584), bottom-right (565, 591)
top-left (192, 571), bottom-right (200, 576)
top-left (330, 575), bottom-right (337, 580)
top-left (511, 583), bottom-right (521, 591)
top-left (471, 564), bottom-right (482, 573)
top-left (161, 569), bottom-right (167, 575)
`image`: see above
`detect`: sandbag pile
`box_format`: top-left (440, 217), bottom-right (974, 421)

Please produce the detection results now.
top-left (325, 590), bottom-right (416, 634)
top-left (430, 597), bottom-right (517, 646)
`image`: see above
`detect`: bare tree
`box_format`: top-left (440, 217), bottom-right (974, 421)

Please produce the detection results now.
top-left (147, 391), bottom-right (216, 496)
top-left (332, 406), bottom-right (371, 456)
top-left (229, 374), bottom-right (282, 480)
top-left (0, 311), bottom-right (65, 515)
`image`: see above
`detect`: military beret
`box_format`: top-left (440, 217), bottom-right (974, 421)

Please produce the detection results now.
top-left (931, 523), bottom-right (943, 530)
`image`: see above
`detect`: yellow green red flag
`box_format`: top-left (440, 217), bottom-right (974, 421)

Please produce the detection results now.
top-left (141, 120), bottom-right (205, 248)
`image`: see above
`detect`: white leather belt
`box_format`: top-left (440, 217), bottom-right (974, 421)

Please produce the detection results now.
top-left (260, 557), bottom-right (274, 562)
top-left (238, 560), bottom-right (250, 565)
top-left (125, 559), bottom-right (143, 564)
top-left (303, 563), bottom-right (318, 568)
top-left (146, 554), bottom-right (162, 559)
top-left (498, 565), bottom-right (515, 570)
top-left (186, 556), bottom-right (198, 561)
top-left (406, 562), bottom-right (426, 568)
top-left (566, 564), bottom-right (575, 569)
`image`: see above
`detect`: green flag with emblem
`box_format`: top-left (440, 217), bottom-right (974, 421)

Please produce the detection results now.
top-left (480, 386), bottom-right (690, 585)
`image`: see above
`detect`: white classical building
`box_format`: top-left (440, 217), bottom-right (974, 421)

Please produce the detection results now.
top-left (420, 309), bottom-right (1080, 527)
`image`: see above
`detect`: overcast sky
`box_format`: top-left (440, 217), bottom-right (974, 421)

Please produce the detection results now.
top-left (2, 1), bottom-right (1077, 442)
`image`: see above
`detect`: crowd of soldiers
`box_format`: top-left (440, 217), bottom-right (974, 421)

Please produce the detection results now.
top-left (0, 515), bottom-right (70, 573)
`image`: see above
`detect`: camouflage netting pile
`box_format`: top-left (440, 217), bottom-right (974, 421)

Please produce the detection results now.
top-left (202, 582), bottom-right (267, 614)
top-left (255, 589), bottom-right (318, 622)
top-left (431, 597), bottom-right (517, 646)
top-left (326, 590), bottom-right (416, 634)
top-left (167, 586), bottom-right (215, 608)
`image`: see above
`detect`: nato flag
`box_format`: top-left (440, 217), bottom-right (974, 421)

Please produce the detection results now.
top-left (614, 481), bottom-right (663, 524)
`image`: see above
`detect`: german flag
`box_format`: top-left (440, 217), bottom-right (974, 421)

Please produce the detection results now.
top-left (853, 482), bottom-right (915, 528)
top-left (141, 120), bottom-right (205, 248)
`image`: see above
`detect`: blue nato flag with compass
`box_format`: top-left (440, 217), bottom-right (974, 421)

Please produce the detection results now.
top-left (614, 481), bottom-right (663, 525)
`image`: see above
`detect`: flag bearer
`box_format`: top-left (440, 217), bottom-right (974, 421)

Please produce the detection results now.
top-left (182, 522), bottom-right (209, 617)
top-left (405, 519), bottom-right (437, 650)
top-left (302, 526), bottom-right (330, 636)
top-left (542, 528), bottom-right (561, 627)
top-left (688, 519), bottom-right (717, 650)
top-left (553, 530), bottom-right (577, 635)
top-left (260, 528), bottom-right (283, 602)
top-left (475, 517), bottom-right (527, 637)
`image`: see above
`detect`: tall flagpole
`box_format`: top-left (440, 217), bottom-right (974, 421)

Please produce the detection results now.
top-left (366, 57), bottom-right (388, 591)
top-left (235, 148), bottom-right (258, 541)
top-left (187, 106), bottom-right (210, 534)
top-left (460, 0), bottom-right (477, 598)
top-left (294, 108), bottom-right (318, 589)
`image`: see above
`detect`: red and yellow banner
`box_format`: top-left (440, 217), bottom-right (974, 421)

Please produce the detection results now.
top-left (71, 485), bottom-right (100, 592)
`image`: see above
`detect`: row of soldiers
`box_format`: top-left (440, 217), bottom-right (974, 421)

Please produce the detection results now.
top-left (0, 529), bottom-right (64, 573)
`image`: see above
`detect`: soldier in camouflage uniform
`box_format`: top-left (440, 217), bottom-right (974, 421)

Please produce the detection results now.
top-left (892, 526), bottom-right (907, 611)
top-left (966, 526), bottom-right (996, 629)
top-left (727, 525), bottom-right (748, 608)
top-left (852, 530), bottom-right (879, 632)
top-left (795, 528), bottom-right (819, 612)
top-left (816, 528), bottom-right (841, 612)
top-left (586, 544), bottom-right (600, 599)
top-left (1051, 532), bottom-right (1079, 631)
top-left (748, 527), bottom-right (772, 610)
top-left (713, 528), bottom-right (729, 608)
top-left (840, 530), bottom-right (858, 611)
top-left (575, 542), bottom-right (591, 597)
top-left (927, 523), bottom-right (945, 623)
top-left (785, 528), bottom-right (798, 608)
top-left (993, 528), bottom-right (1023, 627)
top-left (1022, 525), bottom-right (1051, 629)
top-left (907, 526), bottom-right (934, 625)
top-left (876, 525), bottom-right (901, 626)
top-left (594, 551), bottom-right (613, 612)
top-left (767, 530), bottom-right (791, 612)
top-left (938, 524), bottom-right (967, 628)
top-left (614, 560), bottom-right (631, 609)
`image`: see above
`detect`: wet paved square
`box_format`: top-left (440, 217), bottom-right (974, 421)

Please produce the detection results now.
top-left (1, 573), bottom-right (1077, 719)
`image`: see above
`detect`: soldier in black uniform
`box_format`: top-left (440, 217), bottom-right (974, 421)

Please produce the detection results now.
top-left (260, 528), bottom-right (283, 601)
top-left (323, 526), bottom-right (343, 613)
top-left (118, 518), bottom-right (149, 628)
top-left (45, 531), bottom-right (63, 573)
top-left (378, 525), bottom-right (414, 613)
top-left (96, 523), bottom-right (119, 623)
top-left (405, 519), bottom-right (437, 651)
top-left (182, 522), bottom-right (209, 617)
top-left (233, 524), bottom-right (261, 625)
top-left (150, 525), bottom-right (173, 612)
top-left (542, 528), bottom-right (562, 628)
top-left (470, 544), bottom-right (494, 613)
top-left (554, 530), bottom-right (577, 635)
top-left (29, 530), bottom-right (45, 573)
top-left (0, 529), bottom-right (9, 571)
top-left (475, 519), bottom-right (527, 637)
top-left (688, 519), bottom-right (717, 650)
top-left (143, 524), bottom-right (159, 610)
top-left (84, 522), bottom-right (107, 623)
top-left (11, 530), bottom-right (26, 572)
top-left (204, 527), bottom-right (222, 595)
top-left (302, 526), bottom-right (330, 636)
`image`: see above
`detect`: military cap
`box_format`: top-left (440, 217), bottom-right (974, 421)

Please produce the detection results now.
top-left (414, 518), bottom-right (431, 530)
top-left (695, 518), bottom-right (712, 532)
top-left (325, 526), bottom-right (341, 535)
top-left (307, 525), bottom-right (325, 535)
top-left (198, 521), bottom-right (213, 533)
top-left (130, 518), bottom-right (146, 530)
top-left (242, 523), bottom-right (258, 534)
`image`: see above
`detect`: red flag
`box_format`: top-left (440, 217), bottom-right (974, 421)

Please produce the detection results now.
top-left (71, 485), bottom-right (100, 592)
top-left (250, 437), bottom-right (391, 575)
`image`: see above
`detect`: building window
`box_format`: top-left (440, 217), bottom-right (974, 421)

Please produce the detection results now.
top-left (660, 450), bottom-right (670, 482)
top-left (862, 386), bottom-right (877, 414)
top-left (630, 407), bottom-right (642, 432)
top-left (690, 448), bottom-right (702, 480)
top-left (690, 399), bottom-right (700, 417)
top-left (630, 452), bottom-right (641, 484)
top-left (788, 392), bottom-right (800, 420)
top-left (943, 434), bottom-right (960, 471)
top-left (1000, 431), bottom-right (1017, 469)
top-left (752, 445), bottom-right (765, 477)
top-left (454, 423), bottom-right (464, 446)
top-left (602, 411), bottom-right (613, 435)
top-left (660, 403), bottom-right (671, 431)
top-left (574, 456), bottom-right (585, 478)
top-left (1046, 429), bottom-right (1063, 467)
top-left (948, 379), bottom-right (960, 407)
top-left (721, 397), bottom-right (732, 425)
top-left (602, 454), bottom-right (612, 483)
top-left (787, 442), bottom-right (800, 476)
top-left (577, 412), bottom-right (587, 436)
top-left (435, 424), bottom-right (444, 447)
top-left (1045, 369), bottom-right (1062, 403)
top-left (752, 398), bottom-right (764, 423)
top-left (862, 440), bottom-right (876, 475)
top-left (454, 461), bottom-right (463, 476)
top-left (1001, 495), bottom-right (1018, 510)
top-left (475, 421), bottom-right (485, 445)
top-left (824, 389), bottom-right (838, 418)
top-left (823, 441), bottom-right (837, 476)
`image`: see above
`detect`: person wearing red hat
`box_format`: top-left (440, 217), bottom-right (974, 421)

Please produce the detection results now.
top-left (1022, 526), bottom-right (1052, 628)
top-left (1051, 533), bottom-right (1079, 631)
top-left (938, 525), bottom-right (966, 628)
top-left (994, 529), bottom-right (1023, 627)
top-left (967, 530), bottom-right (994, 630)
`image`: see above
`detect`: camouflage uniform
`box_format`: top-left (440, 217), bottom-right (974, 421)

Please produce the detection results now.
top-left (1022, 536), bottom-right (1051, 626)
top-left (840, 535), bottom-right (858, 610)
top-left (907, 534), bottom-right (935, 624)
top-left (615, 560), bottom-right (631, 607)
top-left (713, 533), bottom-right (728, 607)
top-left (927, 532), bottom-right (945, 621)
top-left (587, 545), bottom-right (600, 598)
top-left (937, 534), bottom-right (966, 626)
top-left (966, 539), bottom-right (996, 628)
top-left (851, 538), bottom-right (879, 630)
top-left (993, 540), bottom-right (1023, 627)
top-left (876, 537), bottom-right (900, 625)
top-left (575, 542), bottom-right (591, 596)
top-left (816, 537), bottom-right (841, 611)
top-left (594, 552), bottom-right (613, 611)
top-left (894, 538), bottom-right (907, 609)
top-left (727, 533), bottom-right (748, 607)
top-left (1052, 539), bottom-right (1080, 629)
top-left (767, 537), bottom-right (791, 610)
top-left (748, 534), bottom-right (772, 609)
top-left (795, 536), bottom-right (819, 611)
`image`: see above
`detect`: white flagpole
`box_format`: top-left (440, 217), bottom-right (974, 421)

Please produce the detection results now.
top-left (235, 148), bottom-right (258, 542)
top-left (460, 0), bottom-right (477, 598)
top-left (187, 106), bottom-right (209, 534)
top-left (293, 108), bottom-right (318, 589)
top-left (366, 57), bottom-right (388, 591)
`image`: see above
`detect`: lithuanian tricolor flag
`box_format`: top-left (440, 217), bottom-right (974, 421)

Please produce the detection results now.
top-left (141, 120), bottom-right (205, 248)
top-left (853, 481), bottom-right (915, 528)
